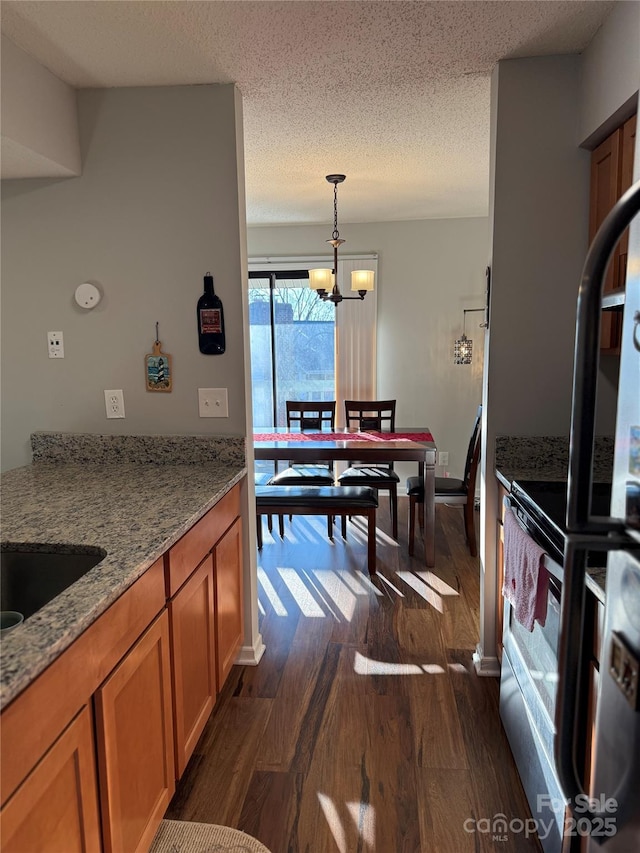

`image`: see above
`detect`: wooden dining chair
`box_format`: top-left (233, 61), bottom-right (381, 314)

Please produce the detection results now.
top-left (268, 401), bottom-right (336, 485)
top-left (406, 405), bottom-right (482, 557)
top-left (337, 400), bottom-right (400, 539)
top-left (266, 401), bottom-right (337, 538)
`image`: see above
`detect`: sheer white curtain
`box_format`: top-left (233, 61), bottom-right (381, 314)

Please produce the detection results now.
top-left (335, 258), bottom-right (378, 428)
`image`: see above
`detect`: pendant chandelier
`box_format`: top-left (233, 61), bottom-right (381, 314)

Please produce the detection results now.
top-left (454, 308), bottom-right (486, 364)
top-left (308, 174), bottom-right (375, 305)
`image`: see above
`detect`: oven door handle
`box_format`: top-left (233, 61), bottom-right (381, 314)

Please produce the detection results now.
top-left (555, 532), bottom-right (637, 829)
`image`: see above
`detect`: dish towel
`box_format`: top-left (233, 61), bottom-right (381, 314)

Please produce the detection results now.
top-left (503, 508), bottom-right (550, 631)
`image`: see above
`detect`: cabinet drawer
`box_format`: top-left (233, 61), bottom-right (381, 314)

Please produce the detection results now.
top-left (166, 484), bottom-right (240, 597)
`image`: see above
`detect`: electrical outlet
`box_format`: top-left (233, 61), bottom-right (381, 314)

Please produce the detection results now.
top-left (438, 451), bottom-right (449, 467)
top-left (198, 388), bottom-right (228, 418)
top-left (104, 389), bottom-right (125, 419)
top-left (47, 331), bottom-right (64, 359)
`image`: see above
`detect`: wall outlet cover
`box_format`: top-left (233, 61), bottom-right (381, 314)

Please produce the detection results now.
top-left (104, 389), bottom-right (125, 419)
top-left (47, 331), bottom-right (64, 359)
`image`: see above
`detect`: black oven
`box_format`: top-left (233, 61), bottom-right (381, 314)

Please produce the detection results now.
top-left (499, 479), bottom-right (611, 853)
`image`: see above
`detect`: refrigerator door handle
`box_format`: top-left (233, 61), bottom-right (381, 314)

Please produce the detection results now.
top-left (567, 179), bottom-right (640, 532)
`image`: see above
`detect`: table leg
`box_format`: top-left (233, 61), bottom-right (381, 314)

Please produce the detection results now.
top-left (423, 455), bottom-right (435, 567)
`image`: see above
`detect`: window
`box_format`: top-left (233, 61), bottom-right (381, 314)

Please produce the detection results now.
top-left (248, 272), bottom-right (335, 427)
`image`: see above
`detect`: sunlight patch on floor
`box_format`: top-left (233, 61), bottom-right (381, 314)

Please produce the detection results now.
top-left (310, 569), bottom-right (357, 621)
top-left (317, 794), bottom-right (376, 852)
top-left (353, 650), bottom-right (445, 676)
top-left (257, 566), bottom-right (288, 616)
top-left (299, 568), bottom-right (345, 621)
top-left (375, 573), bottom-right (405, 597)
top-left (396, 572), bottom-right (444, 612)
top-left (347, 800), bottom-right (376, 848)
top-left (317, 793), bottom-right (348, 853)
top-left (415, 570), bottom-right (460, 597)
top-left (277, 567), bottom-right (326, 616)
top-left (338, 569), bottom-right (380, 597)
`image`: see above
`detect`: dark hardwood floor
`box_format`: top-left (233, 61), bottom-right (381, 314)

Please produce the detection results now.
top-left (166, 498), bottom-right (542, 852)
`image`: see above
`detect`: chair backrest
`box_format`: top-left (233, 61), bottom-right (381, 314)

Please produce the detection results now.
top-left (344, 400), bottom-right (396, 470)
top-left (286, 401), bottom-right (336, 432)
top-left (462, 405), bottom-right (482, 495)
top-left (344, 400), bottom-right (396, 432)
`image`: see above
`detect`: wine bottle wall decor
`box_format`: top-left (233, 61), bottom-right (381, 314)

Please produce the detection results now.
top-left (198, 272), bottom-right (226, 354)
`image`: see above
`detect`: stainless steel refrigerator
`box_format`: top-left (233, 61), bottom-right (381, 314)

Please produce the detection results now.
top-left (555, 137), bottom-right (640, 850)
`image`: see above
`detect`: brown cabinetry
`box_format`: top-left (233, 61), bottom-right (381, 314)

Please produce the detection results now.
top-left (95, 610), bottom-right (175, 853)
top-left (166, 483), bottom-right (243, 774)
top-left (215, 517), bottom-right (244, 691)
top-left (589, 113), bottom-right (636, 353)
top-left (0, 480), bottom-right (245, 853)
top-left (0, 706), bottom-right (101, 853)
top-left (169, 553), bottom-right (217, 777)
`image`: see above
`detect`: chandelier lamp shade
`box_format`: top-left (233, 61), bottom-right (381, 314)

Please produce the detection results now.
top-left (308, 174), bottom-right (375, 305)
top-left (454, 308), bottom-right (486, 365)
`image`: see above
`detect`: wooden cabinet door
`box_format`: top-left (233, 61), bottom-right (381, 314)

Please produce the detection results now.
top-left (95, 610), bottom-right (175, 853)
top-left (617, 114), bottom-right (637, 285)
top-left (214, 517), bottom-right (244, 691)
top-left (590, 129), bottom-right (622, 353)
top-left (170, 553), bottom-right (217, 777)
top-left (589, 128), bottom-right (621, 295)
top-left (0, 706), bottom-right (101, 853)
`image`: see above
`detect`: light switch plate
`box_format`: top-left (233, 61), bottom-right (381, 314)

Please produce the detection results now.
top-left (198, 388), bottom-right (228, 417)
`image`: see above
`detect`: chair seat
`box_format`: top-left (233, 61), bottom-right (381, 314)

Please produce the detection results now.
top-left (339, 466), bottom-right (400, 485)
top-left (406, 475), bottom-right (465, 500)
top-left (270, 466), bottom-right (335, 486)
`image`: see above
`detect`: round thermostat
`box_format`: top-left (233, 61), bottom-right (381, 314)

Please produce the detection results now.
top-left (75, 282), bottom-right (101, 309)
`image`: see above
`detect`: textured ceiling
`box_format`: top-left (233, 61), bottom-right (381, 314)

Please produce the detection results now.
top-left (1, 0), bottom-right (614, 226)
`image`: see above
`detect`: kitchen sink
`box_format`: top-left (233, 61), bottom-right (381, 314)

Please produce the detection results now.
top-left (1, 545), bottom-right (106, 624)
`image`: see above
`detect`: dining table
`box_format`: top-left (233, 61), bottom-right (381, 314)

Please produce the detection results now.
top-left (253, 427), bottom-right (437, 567)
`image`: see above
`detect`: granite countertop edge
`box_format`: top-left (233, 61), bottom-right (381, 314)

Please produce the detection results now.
top-left (0, 460), bottom-right (247, 710)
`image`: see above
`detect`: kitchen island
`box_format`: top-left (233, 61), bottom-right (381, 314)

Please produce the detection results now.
top-left (0, 432), bottom-right (248, 853)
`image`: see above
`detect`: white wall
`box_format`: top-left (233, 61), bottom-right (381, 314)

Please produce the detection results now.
top-left (248, 217), bottom-right (488, 481)
top-left (479, 11), bottom-right (640, 670)
top-left (479, 55), bottom-right (591, 669)
top-left (1, 84), bottom-right (247, 472)
top-left (579, 0), bottom-right (640, 146)
top-left (0, 35), bottom-right (81, 178)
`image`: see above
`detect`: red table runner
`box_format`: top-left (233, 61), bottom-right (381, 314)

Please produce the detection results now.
top-left (254, 431), bottom-right (434, 442)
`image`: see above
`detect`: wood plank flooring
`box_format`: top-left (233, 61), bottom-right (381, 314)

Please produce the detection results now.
top-left (166, 499), bottom-right (542, 852)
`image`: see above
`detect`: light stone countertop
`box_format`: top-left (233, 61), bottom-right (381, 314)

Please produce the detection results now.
top-left (0, 459), bottom-right (246, 710)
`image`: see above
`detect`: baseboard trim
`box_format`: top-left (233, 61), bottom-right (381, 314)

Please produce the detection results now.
top-left (237, 634), bottom-right (266, 666)
top-left (472, 645), bottom-right (501, 677)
